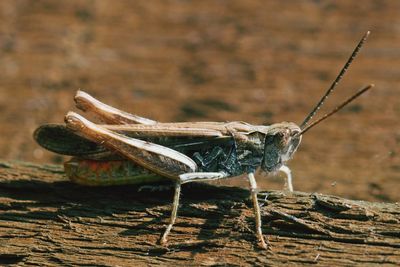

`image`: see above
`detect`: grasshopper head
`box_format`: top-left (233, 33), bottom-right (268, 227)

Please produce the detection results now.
top-left (260, 32), bottom-right (373, 174)
top-left (261, 122), bottom-right (302, 172)
top-left (260, 82), bottom-right (373, 174)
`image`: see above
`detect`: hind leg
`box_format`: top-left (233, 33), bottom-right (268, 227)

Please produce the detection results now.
top-left (64, 112), bottom-right (230, 246)
top-left (161, 171), bottom-right (228, 245)
top-left (74, 90), bottom-right (157, 125)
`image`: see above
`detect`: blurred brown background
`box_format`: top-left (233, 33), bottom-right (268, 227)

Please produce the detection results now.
top-left (0, 1), bottom-right (399, 202)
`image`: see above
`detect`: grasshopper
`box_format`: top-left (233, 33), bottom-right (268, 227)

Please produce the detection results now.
top-left (34, 32), bottom-right (373, 249)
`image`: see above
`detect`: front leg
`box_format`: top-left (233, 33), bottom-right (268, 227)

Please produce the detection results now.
top-left (247, 173), bottom-right (268, 249)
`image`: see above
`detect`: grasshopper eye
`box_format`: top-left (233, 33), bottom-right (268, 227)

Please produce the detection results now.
top-left (274, 131), bottom-right (289, 148)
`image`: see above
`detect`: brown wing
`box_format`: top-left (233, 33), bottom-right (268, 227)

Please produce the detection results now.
top-left (102, 121), bottom-right (257, 138)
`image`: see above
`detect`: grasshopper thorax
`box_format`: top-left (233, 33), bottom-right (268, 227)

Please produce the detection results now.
top-left (261, 122), bottom-right (301, 172)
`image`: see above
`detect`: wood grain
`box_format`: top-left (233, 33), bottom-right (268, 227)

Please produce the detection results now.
top-left (0, 161), bottom-right (399, 266)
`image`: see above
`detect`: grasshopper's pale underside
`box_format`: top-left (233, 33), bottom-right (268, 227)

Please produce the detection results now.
top-left (34, 32), bottom-right (373, 249)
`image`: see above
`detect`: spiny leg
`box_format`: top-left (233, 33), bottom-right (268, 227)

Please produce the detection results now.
top-left (74, 90), bottom-right (157, 125)
top-left (279, 165), bottom-right (293, 192)
top-left (247, 172), bottom-right (268, 249)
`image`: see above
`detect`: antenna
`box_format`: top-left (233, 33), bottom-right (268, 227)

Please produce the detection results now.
top-left (300, 31), bottom-right (370, 129)
top-left (297, 84), bottom-right (374, 136)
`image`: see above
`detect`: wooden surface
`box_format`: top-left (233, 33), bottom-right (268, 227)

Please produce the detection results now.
top-left (1, 1), bottom-right (400, 203)
top-left (0, 161), bottom-right (399, 266)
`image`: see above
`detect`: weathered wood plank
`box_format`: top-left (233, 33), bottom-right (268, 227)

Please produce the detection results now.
top-left (0, 161), bottom-right (399, 266)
